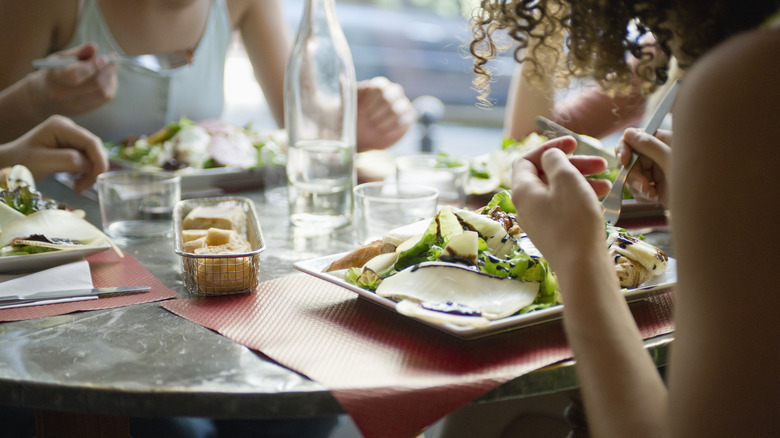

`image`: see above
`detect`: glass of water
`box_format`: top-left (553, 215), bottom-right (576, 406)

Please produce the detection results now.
top-left (97, 170), bottom-right (181, 240)
top-left (353, 181), bottom-right (439, 245)
top-left (286, 139), bottom-right (355, 230)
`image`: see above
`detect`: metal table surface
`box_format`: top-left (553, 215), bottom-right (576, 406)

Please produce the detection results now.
top-left (0, 176), bottom-right (674, 423)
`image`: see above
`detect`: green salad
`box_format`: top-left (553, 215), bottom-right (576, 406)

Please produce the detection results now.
top-left (105, 117), bottom-right (285, 171)
top-left (0, 173), bottom-right (68, 256)
top-left (344, 191), bottom-right (561, 319)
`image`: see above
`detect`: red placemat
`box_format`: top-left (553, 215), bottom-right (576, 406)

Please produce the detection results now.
top-left (0, 249), bottom-right (178, 322)
top-left (162, 274), bottom-right (675, 438)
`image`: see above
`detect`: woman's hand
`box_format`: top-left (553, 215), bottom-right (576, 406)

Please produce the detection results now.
top-left (25, 43), bottom-right (119, 118)
top-left (616, 128), bottom-right (672, 206)
top-left (356, 76), bottom-right (417, 151)
top-left (0, 115), bottom-right (109, 194)
top-left (511, 136), bottom-right (609, 270)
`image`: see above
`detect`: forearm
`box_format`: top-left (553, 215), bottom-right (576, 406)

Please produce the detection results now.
top-left (503, 61), bottom-right (555, 141)
top-left (557, 255), bottom-right (668, 438)
top-left (239, 0), bottom-right (289, 129)
top-left (0, 75), bottom-right (48, 142)
top-left (556, 87), bottom-right (645, 139)
top-left (503, 26), bottom-right (564, 141)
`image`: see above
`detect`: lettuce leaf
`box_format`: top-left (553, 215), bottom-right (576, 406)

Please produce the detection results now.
top-left (481, 190), bottom-right (516, 214)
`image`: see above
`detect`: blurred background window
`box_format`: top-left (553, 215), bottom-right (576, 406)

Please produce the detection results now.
top-left (224, 0), bottom-right (511, 158)
top-left (282, 0), bottom-right (512, 121)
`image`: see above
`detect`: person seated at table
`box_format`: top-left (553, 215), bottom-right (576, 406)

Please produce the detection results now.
top-left (469, 1), bottom-right (780, 437)
top-left (0, 0), bottom-right (417, 151)
top-left (500, 13), bottom-right (683, 208)
top-left (502, 23), bottom-right (681, 145)
top-left (0, 114), bottom-right (108, 194)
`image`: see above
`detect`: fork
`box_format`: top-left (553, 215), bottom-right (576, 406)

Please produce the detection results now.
top-left (32, 49), bottom-right (193, 73)
top-left (602, 79), bottom-right (681, 225)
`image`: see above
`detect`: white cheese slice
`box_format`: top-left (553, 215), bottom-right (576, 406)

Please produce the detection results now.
top-left (376, 261), bottom-right (539, 321)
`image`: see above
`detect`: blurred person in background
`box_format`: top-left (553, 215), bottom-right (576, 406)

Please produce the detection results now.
top-left (0, 0), bottom-right (416, 151)
top-left (501, 30), bottom-right (679, 144)
top-left (501, 22), bottom-right (682, 203)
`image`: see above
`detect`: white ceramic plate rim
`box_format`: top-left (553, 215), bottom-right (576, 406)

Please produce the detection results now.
top-left (295, 254), bottom-right (677, 339)
top-left (0, 244), bottom-right (111, 274)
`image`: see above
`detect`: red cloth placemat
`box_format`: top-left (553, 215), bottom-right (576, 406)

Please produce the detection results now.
top-left (162, 274), bottom-right (675, 438)
top-left (0, 249), bottom-right (178, 322)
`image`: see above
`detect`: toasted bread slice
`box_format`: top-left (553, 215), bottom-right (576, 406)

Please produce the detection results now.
top-left (182, 205), bottom-right (245, 232)
top-left (324, 240), bottom-right (396, 272)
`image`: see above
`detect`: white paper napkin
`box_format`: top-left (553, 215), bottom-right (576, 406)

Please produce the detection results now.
top-left (0, 260), bottom-right (94, 308)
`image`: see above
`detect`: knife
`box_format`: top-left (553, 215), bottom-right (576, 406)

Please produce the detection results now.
top-left (0, 286), bottom-right (151, 307)
top-left (535, 115), bottom-right (582, 143)
top-left (535, 116), bottom-right (618, 167)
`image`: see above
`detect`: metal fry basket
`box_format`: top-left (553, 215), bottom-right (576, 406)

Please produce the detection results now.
top-left (173, 197), bottom-right (266, 296)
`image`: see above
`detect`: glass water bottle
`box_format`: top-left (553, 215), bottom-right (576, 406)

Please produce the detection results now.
top-left (284, 0), bottom-right (357, 230)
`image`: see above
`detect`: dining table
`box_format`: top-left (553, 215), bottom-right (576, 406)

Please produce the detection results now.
top-left (0, 172), bottom-right (675, 438)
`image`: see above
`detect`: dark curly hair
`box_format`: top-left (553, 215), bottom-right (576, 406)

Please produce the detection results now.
top-left (470, 0), bottom-right (778, 105)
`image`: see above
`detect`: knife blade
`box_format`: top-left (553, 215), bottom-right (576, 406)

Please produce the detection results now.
top-left (535, 116), bottom-right (618, 167)
top-left (0, 286), bottom-right (151, 307)
top-left (535, 115), bottom-right (582, 143)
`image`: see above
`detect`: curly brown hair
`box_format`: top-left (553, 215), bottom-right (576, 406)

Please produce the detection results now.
top-left (470, 0), bottom-right (778, 105)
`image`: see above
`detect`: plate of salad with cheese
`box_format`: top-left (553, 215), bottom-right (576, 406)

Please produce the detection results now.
top-left (105, 118), bottom-right (287, 192)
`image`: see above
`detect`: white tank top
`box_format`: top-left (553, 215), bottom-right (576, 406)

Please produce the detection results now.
top-left (66, 0), bottom-right (232, 142)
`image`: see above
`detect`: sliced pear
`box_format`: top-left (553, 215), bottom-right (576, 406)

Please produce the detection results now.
top-left (435, 206), bottom-right (463, 245)
top-left (442, 230), bottom-right (478, 264)
top-left (454, 209), bottom-right (518, 258)
top-left (362, 251), bottom-right (399, 274)
top-left (382, 218), bottom-right (431, 247)
top-left (395, 234), bottom-right (423, 253)
top-left (0, 202), bottom-right (24, 231)
top-left (0, 164), bottom-right (35, 191)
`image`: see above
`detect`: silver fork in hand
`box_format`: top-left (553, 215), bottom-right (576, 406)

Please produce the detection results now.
top-left (32, 49), bottom-right (193, 73)
top-left (602, 79), bottom-right (681, 225)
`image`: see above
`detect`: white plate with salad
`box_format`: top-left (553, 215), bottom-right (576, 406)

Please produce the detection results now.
top-left (295, 192), bottom-right (676, 339)
top-left (105, 118), bottom-right (287, 193)
top-left (0, 165), bottom-right (116, 274)
top-left (295, 253), bottom-right (675, 339)
top-left (0, 244), bottom-right (111, 274)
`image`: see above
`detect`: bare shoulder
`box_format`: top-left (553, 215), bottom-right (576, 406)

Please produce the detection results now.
top-left (0, 0), bottom-right (78, 46)
top-left (673, 27), bottom-right (780, 227)
top-left (226, 0), bottom-right (280, 30)
top-left (671, 28), bottom-right (780, 318)
top-left (0, 0), bottom-right (79, 87)
top-left (674, 28), bottom-right (779, 165)
top-left (680, 28), bottom-right (779, 121)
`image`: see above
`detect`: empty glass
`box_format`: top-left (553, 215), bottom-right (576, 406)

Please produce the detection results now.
top-left (353, 181), bottom-right (438, 245)
top-left (97, 170), bottom-right (181, 240)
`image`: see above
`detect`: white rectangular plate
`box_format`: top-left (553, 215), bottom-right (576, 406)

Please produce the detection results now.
top-left (0, 244), bottom-right (111, 274)
top-left (295, 254), bottom-right (677, 339)
top-left (111, 160), bottom-right (270, 193)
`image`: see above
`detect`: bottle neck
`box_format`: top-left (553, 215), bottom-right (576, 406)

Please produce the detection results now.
top-left (303, 0), bottom-right (338, 31)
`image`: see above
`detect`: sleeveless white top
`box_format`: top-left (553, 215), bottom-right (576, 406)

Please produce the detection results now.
top-left (66, 0), bottom-right (232, 142)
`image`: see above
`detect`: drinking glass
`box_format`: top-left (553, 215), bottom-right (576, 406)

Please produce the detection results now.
top-left (354, 181), bottom-right (438, 245)
top-left (97, 170), bottom-right (181, 239)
